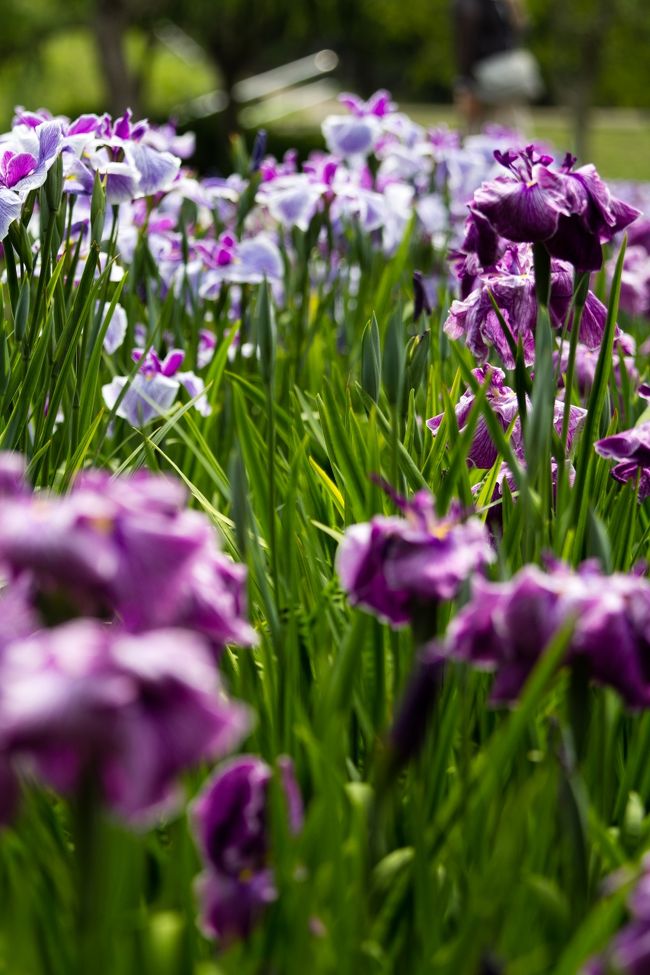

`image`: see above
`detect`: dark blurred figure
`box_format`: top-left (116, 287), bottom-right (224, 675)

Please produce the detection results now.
top-left (452, 0), bottom-right (541, 133)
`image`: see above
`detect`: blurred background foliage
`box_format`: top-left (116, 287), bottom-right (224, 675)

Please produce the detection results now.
top-left (0, 0), bottom-right (649, 176)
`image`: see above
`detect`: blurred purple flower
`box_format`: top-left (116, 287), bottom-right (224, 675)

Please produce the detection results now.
top-left (0, 621), bottom-right (251, 822)
top-left (192, 755), bottom-right (303, 943)
top-left (388, 644), bottom-right (445, 768)
top-left (555, 335), bottom-right (637, 399)
top-left (0, 468), bottom-right (256, 651)
top-left (446, 561), bottom-right (650, 706)
top-left (322, 114), bottom-right (381, 159)
top-left (98, 301), bottom-right (128, 354)
top-left (196, 868), bottom-right (278, 944)
top-left (338, 90), bottom-right (396, 118)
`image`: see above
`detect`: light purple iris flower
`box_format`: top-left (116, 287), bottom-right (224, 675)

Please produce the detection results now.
top-left (192, 755), bottom-right (303, 943)
top-left (446, 560), bottom-right (650, 707)
top-left (257, 174), bottom-right (325, 232)
top-left (198, 329), bottom-right (216, 369)
top-left (0, 621), bottom-right (251, 823)
top-left (427, 366), bottom-right (587, 468)
top-left (198, 234), bottom-right (284, 295)
top-left (555, 334), bottom-right (637, 399)
top-left (322, 114), bottom-right (381, 160)
top-left (98, 301), bottom-right (128, 354)
top-left (336, 490), bottom-right (494, 628)
top-left (102, 346), bottom-right (210, 426)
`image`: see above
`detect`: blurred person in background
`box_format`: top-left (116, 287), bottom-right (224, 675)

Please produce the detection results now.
top-left (452, 0), bottom-right (542, 133)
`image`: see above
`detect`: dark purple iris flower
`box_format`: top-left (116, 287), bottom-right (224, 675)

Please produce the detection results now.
top-left (192, 755), bottom-right (303, 943)
top-left (388, 645), bottom-right (445, 768)
top-left (595, 421), bottom-right (650, 501)
top-left (336, 490), bottom-right (494, 627)
top-left (446, 561), bottom-right (650, 707)
top-left (472, 147), bottom-right (639, 271)
top-left (426, 366), bottom-right (587, 469)
top-left (0, 622), bottom-right (251, 823)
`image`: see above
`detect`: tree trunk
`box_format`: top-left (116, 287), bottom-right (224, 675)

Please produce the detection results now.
top-left (93, 0), bottom-right (140, 116)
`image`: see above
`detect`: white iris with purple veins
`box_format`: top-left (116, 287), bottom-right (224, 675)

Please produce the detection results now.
top-left (102, 348), bottom-right (210, 427)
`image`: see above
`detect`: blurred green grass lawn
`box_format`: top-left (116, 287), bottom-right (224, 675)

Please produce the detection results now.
top-left (2, 28), bottom-right (649, 182)
top-left (276, 103), bottom-right (650, 182)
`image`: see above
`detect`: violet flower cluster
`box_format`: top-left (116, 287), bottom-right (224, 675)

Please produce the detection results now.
top-left (0, 454), bottom-right (255, 824)
top-left (336, 489), bottom-right (494, 628)
top-left (192, 755), bottom-right (303, 944)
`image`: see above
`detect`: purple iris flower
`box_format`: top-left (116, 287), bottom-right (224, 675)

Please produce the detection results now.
top-left (61, 109), bottom-right (180, 205)
top-left (338, 89), bottom-right (397, 118)
top-left (388, 645), bottom-right (445, 769)
top-left (445, 242), bottom-right (611, 368)
top-left (196, 869), bottom-right (278, 944)
top-left (616, 243), bottom-right (650, 318)
top-left (0, 621), bottom-right (251, 823)
top-left (257, 174), bottom-right (325, 232)
top-left (197, 233), bottom-right (284, 294)
top-left (555, 334), bottom-right (637, 399)
top-left (472, 147), bottom-right (639, 271)
top-left (198, 329), bottom-right (216, 369)
top-left (336, 490), bottom-right (494, 628)
top-left (322, 113), bottom-right (381, 159)
top-left (595, 421), bottom-right (650, 501)
top-left (426, 366), bottom-right (587, 469)
top-left (446, 561), bottom-right (650, 707)
top-left (0, 120), bottom-right (62, 239)
top-left (192, 755), bottom-right (303, 943)
top-left (0, 467), bottom-right (256, 651)
top-left (583, 859), bottom-right (650, 974)
top-left (0, 189), bottom-right (23, 242)
top-left (0, 120), bottom-right (61, 194)
top-left (102, 346), bottom-right (210, 426)
top-left (98, 301), bottom-right (128, 354)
